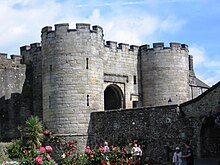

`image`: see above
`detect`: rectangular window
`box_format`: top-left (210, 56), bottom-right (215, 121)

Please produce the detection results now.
top-left (86, 58), bottom-right (88, 69)
top-left (87, 95), bottom-right (89, 106)
top-left (49, 96), bottom-right (51, 109)
top-left (50, 65), bottom-right (52, 71)
top-left (133, 75), bottom-right (137, 84)
top-left (133, 101), bottom-right (138, 108)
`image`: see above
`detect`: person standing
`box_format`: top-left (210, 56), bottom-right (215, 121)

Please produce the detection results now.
top-left (131, 142), bottom-right (142, 164)
top-left (181, 141), bottom-right (194, 165)
top-left (103, 141), bottom-right (110, 165)
top-left (172, 146), bottom-right (183, 165)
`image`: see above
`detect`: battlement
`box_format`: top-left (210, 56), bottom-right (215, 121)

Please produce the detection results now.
top-left (0, 53), bottom-right (23, 69)
top-left (0, 53), bottom-right (7, 60)
top-left (41, 23), bottom-right (104, 39)
top-left (140, 42), bottom-right (188, 52)
top-left (10, 55), bottom-right (23, 62)
top-left (20, 42), bottom-right (41, 55)
top-left (0, 53), bottom-right (22, 61)
top-left (105, 41), bottom-right (139, 51)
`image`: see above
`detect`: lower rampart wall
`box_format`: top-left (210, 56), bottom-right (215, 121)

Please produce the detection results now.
top-left (88, 105), bottom-right (201, 163)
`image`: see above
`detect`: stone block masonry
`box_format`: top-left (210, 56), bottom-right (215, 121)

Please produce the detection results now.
top-left (0, 22), bottom-right (216, 163)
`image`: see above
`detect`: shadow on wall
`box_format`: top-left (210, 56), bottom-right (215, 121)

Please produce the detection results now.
top-left (0, 62), bottom-right (42, 141)
top-left (0, 93), bottom-right (22, 140)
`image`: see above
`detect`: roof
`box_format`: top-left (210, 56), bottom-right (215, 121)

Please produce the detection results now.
top-left (195, 77), bottom-right (210, 88)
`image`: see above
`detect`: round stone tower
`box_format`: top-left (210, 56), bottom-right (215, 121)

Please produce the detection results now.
top-left (140, 42), bottom-right (190, 107)
top-left (41, 23), bottom-right (104, 148)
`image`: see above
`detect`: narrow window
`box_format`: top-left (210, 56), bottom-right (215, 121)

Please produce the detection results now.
top-left (49, 96), bottom-right (51, 109)
top-left (133, 75), bottom-right (137, 84)
top-left (86, 58), bottom-right (88, 69)
top-left (50, 65), bottom-right (52, 71)
top-left (87, 95), bottom-right (89, 106)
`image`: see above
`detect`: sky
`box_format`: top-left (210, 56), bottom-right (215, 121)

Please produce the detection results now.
top-left (0, 0), bottom-right (219, 86)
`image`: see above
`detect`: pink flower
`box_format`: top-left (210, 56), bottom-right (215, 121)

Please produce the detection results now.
top-left (90, 154), bottom-right (94, 158)
top-left (112, 147), bottom-right (117, 151)
top-left (99, 146), bottom-right (104, 152)
top-left (85, 148), bottom-right (90, 153)
top-left (43, 130), bottom-right (50, 135)
top-left (105, 146), bottom-right (110, 151)
top-left (39, 146), bottom-right (45, 153)
top-left (35, 156), bottom-right (43, 164)
top-left (46, 154), bottom-right (51, 161)
top-left (45, 145), bottom-right (53, 152)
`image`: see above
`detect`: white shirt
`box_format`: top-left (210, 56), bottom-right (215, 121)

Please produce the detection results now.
top-left (173, 151), bottom-right (182, 163)
top-left (131, 146), bottom-right (142, 156)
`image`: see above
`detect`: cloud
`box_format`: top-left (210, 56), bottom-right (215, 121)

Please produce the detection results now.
top-left (189, 45), bottom-right (220, 86)
top-left (0, 0), bottom-right (63, 54)
top-left (80, 7), bottom-right (186, 45)
top-left (159, 15), bottom-right (187, 34)
top-left (0, 0), bottom-right (187, 54)
top-left (0, 0), bottom-right (218, 86)
top-left (189, 45), bottom-right (206, 66)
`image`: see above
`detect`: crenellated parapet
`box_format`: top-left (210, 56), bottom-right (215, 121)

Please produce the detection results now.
top-left (0, 53), bottom-right (24, 69)
top-left (140, 42), bottom-right (191, 107)
top-left (20, 42), bottom-right (41, 65)
top-left (0, 53), bottom-right (8, 61)
top-left (41, 23), bottom-right (104, 41)
top-left (105, 40), bottom-right (139, 52)
top-left (20, 42), bottom-right (41, 54)
top-left (140, 42), bottom-right (188, 52)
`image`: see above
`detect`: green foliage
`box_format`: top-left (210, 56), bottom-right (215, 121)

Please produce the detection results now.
top-left (60, 140), bottom-right (79, 164)
top-left (7, 116), bottom-right (55, 165)
top-left (106, 146), bottom-right (124, 164)
top-left (25, 115), bottom-right (44, 149)
top-left (7, 139), bottom-right (23, 159)
top-left (60, 144), bottom-right (136, 165)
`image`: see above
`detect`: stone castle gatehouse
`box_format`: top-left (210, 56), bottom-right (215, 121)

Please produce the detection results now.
top-left (0, 23), bottom-right (219, 162)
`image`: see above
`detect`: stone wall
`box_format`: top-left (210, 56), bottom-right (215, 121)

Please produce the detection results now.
top-left (0, 54), bottom-right (26, 99)
top-left (88, 82), bottom-right (220, 163)
top-left (21, 43), bottom-right (43, 119)
top-left (41, 23), bottom-right (105, 149)
top-left (180, 81), bottom-right (220, 158)
top-left (140, 43), bottom-right (190, 107)
top-left (180, 81), bottom-right (220, 117)
top-left (0, 54), bottom-right (28, 140)
top-left (88, 105), bottom-right (201, 163)
top-left (0, 50), bottom-right (43, 140)
top-left (0, 23), bottom-right (217, 162)
top-left (104, 42), bottom-right (139, 108)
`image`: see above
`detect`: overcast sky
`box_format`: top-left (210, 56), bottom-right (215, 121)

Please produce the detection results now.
top-left (0, 0), bottom-right (219, 86)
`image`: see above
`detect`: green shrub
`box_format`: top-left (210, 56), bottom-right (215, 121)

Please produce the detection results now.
top-left (7, 116), bottom-right (55, 164)
top-left (7, 140), bottom-right (23, 159)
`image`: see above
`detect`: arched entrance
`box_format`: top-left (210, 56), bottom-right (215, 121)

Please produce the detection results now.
top-left (200, 116), bottom-right (220, 158)
top-left (104, 84), bottom-right (124, 110)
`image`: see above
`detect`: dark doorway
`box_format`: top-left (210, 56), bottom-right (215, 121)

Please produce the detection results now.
top-left (200, 116), bottom-right (220, 158)
top-left (104, 85), bottom-right (123, 110)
